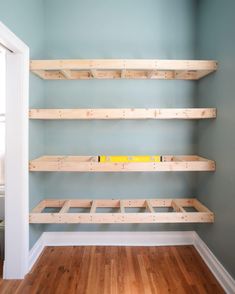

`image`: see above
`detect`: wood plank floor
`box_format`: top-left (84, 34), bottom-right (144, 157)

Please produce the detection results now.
top-left (0, 245), bottom-right (224, 294)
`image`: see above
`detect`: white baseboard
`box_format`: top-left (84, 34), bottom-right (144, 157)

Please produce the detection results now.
top-left (28, 234), bottom-right (45, 272)
top-left (44, 231), bottom-right (194, 246)
top-left (29, 231), bottom-right (235, 293)
top-left (192, 232), bottom-right (235, 294)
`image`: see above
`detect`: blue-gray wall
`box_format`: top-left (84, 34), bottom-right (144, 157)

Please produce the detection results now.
top-left (42, 0), bottom-right (198, 234)
top-left (0, 0), bottom-right (46, 248)
top-left (4, 2), bottom-right (233, 277)
top-left (196, 0), bottom-right (235, 278)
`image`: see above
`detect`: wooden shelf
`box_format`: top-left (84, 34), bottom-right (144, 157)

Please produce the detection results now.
top-left (29, 155), bottom-right (216, 172)
top-left (30, 59), bottom-right (218, 80)
top-left (29, 108), bottom-right (217, 120)
top-left (29, 198), bottom-right (214, 224)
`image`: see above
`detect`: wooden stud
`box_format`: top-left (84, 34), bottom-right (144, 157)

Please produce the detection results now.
top-left (60, 69), bottom-right (72, 79)
top-left (90, 200), bottom-right (96, 213)
top-left (120, 200), bottom-right (125, 213)
top-left (193, 199), bottom-right (211, 213)
top-left (30, 69), bottom-right (199, 80)
top-left (30, 59), bottom-right (218, 71)
top-left (90, 70), bottom-right (97, 78)
top-left (175, 71), bottom-right (188, 79)
top-left (29, 108), bottom-right (217, 120)
top-left (29, 198), bottom-right (214, 224)
top-left (29, 155), bottom-right (216, 172)
top-left (147, 70), bottom-right (155, 79)
top-left (172, 200), bottom-right (186, 212)
top-left (30, 198), bottom-right (195, 210)
top-left (30, 59), bottom-right (218, 80)
top-left (31, 200), bottom-right (46, 213)
top-left (59, 200), bottom-right (71, 213)
top-left (121, 69), bottom-right (126, 78)
top-left (29, 212), bottom-right (214, 224)
top-left (196, 70), bottom-right (215, 79)
top-left (32, 70), bottom-right (47, 79)
top-left (145, 200), bottom-right (155, 213)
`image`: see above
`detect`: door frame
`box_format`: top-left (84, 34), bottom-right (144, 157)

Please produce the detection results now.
top-left (0, 21), bottom-right (29, 279)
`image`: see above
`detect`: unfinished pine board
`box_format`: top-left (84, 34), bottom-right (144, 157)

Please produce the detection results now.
top-left (29, 108), bottom-right (217, 120)
top-left (29, 155), bottom-right (215, 172)
top-left (29, 198), bottom-right (214, 224)
top-left (30, 59), bottom-right (218, 80)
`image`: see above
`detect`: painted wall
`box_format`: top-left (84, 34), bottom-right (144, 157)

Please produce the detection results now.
top-left (0, 0), bottom-right (234, 280)
top-left (196, 0), bottom-right (235, 278)
top-left (42, 0), bottom-right (199, 233)
top-left (0, 0), bottom-right (46, 249)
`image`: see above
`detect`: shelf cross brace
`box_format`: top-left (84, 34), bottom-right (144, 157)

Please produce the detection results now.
top-left (90, 200), bottom-right (97, 213)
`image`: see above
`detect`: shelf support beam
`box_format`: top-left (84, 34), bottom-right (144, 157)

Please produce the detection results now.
top-left (147, 70), bottom-right (155, 79)
top-left (90, 200), bottom-right (97, 213)
top-left (90, 70), bottom-right (97, 78)
top-left (120, 200), bottom-right (125, 213)
top-left (172, 200), bottom-right (186, 212)
top-left (29, 198), bottom-right (214, 224)
top-left (60, 69), bottom-right (72, 79)
top-left (121, 69), bottom-right (126, 78)
top-left (30, 59), bottom-right (218, 80)
top-left (59, 200), bottom-right (71, 213)
top-left (145, 200), bottom-right (155, 213)
top-left (29, 108), bottom-right (217, 120)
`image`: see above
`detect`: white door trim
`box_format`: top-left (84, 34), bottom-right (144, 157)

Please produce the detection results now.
top-left (0, 21), bottom-right (29, 279)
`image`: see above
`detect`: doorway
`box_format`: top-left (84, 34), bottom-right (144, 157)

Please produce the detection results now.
top-left (0, 44), bottom-right (6, 278)
top-left (0, 21), bottom-right (29, 279)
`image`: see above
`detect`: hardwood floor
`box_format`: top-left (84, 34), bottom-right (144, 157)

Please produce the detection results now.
top-left (0, 245), bottom-right (224, 294)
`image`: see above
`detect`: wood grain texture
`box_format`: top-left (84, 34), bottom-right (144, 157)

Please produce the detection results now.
top-left (29, 155), bottom-right (216, 172)
top-left (29, 108), bottom-right (217, 120)
top-left (30, 59), bottom-right (218, 71)
top-left (0, 246), bottom-right (224, 294)
top-left (30, 59), bottom-right (218, 80)
top-left (29, 198), bottom-right (214, 224)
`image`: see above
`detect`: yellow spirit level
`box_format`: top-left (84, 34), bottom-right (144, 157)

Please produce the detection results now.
top-left (99, 155), bottom-right (162, 163)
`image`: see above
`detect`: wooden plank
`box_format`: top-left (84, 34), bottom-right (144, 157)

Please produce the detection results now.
top-left (174, 70), bottom-right (188, 79)
top-left (29, 155), bottom-right (216, 172)
top-left (171, 200), bottom-right (186, 212)
top-left (38, 198), bottom-right (194, 208)
top-left (90, 201), bottom-right (96, 213)
top-left (30, 59), bottom-right (218, 80)
top-left (162, 155), bottom-right (194, 161)
top-left (170, 199), bottom-right (194, 207)
top-left (34, 70), bottom-right (65, 79)
top-left (31, 200), bottom-right (46, 213)
top-left (29, 211), bottom-right (214, 224)
top-left (31, 155), bottom-right (99, 162)
top-left (60, 69), bottom-right (72, 79)
top-left (32, 70), bottom-right (47, 79)
top-left (90, 69), bottom-right (97, 78)
top-left (30, 69), bottom-right (198, 80)
top-left (120, 200), bottom-right (125, 213)
top-left (44, 199), bottom-right (91, 208)
top-left (30, 155), bottom-right (207, 162)
top-left (121, 69), bottom-right (126, 78)
top-left (162, 155), bottom-right (204, 161)
top-left (145, 200), bottom-right (155, 213)
top-left (59, 200), bottom-right (71, 213)
top-left (196, 70), bottom-right (215, 79)
top-left (29, 198), bottom-right (214, 224)
top-left (30, 59), bottom-right (218, 71)
top-left (29, 108), bottom-right (217, 120)
top-left (147, 70), bottom-right (155, 79)
top-left (193, 199), bottom-right (212, 213)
